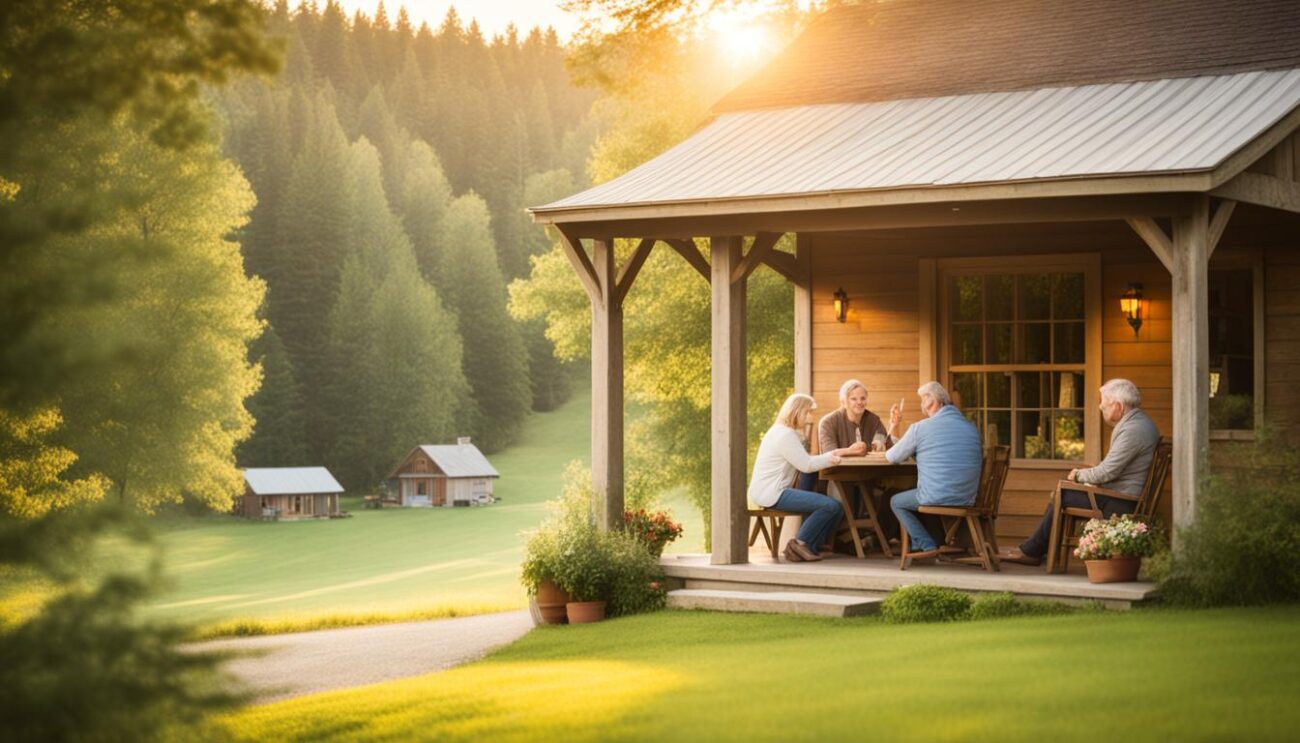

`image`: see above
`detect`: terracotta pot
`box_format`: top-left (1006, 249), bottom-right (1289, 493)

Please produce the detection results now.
top-left (1084, 555), bottom-right (1142, 583)
top-left (535, 580), bottom-right (570, 625)
top-left (565, 600), bottom-right (607, 624)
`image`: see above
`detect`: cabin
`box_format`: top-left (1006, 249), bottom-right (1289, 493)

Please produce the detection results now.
top-left (384, 438), bottom-right (499, 507)
top-left (528, 0), bottom-right (1300, 601)
top-left (240, 467), bottom-right (344, 520)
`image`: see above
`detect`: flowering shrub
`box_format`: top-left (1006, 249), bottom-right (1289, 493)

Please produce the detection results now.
top-left (623, 509), bottom-right (683, 556)
top-left (1074, 514), bottom-right (1155, 560)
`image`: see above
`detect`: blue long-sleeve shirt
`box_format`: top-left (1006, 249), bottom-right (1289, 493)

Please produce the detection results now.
top-left (886, 404), bottom-right (983, 506)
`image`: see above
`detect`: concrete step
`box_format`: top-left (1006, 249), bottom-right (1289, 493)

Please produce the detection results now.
top-left (667, 588), bottom-right (882, 618)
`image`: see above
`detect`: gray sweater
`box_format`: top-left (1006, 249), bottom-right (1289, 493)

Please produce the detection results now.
top-left (1075, 408), bottom-right (1161, 496)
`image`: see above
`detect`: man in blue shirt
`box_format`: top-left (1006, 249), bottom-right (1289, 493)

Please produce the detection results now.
top-left (885, 381), bottom-right (984, 557)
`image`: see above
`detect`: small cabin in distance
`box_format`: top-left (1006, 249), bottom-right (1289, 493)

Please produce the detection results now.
top-left (384, 438), bottom-right (499, 507)
top-left (240, 467), bottom-right (344, 520)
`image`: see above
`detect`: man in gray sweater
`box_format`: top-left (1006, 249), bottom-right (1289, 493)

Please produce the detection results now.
top-left (1006, 378), bottom-right (1161, 566)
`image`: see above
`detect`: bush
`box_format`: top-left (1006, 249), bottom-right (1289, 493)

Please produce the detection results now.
top-left (520, 526), bottom-right (562, 596)
top-left (1160, 434), bottom-right (1300, 606)
top-left (881, 584), bottom-right (972, 623)
top-left (968, 592), bottom-right (1072, 620)
top-left (604, 531), bottom-right (667, 617)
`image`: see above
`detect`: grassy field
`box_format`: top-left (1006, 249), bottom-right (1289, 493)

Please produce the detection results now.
top-left (215, 605), bottom-right (1300, 741)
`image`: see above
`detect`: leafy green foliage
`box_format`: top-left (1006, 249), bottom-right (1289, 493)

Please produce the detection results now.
top-left (1158, 433), bottom-right (1300, 606)
top-left (967, 592), bottom-right (1073, 621)
top-left (880, 584), bottom-right (974, 623)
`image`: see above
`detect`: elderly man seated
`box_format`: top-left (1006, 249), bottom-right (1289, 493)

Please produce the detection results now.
top-left (1006, 378), bottom-right (1161, 566)
top-left (885, 381), bottom-right (984, 558)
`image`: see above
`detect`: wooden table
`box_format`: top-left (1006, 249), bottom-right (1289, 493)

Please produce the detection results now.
top-left (820, 454), bottom-right (917, 559)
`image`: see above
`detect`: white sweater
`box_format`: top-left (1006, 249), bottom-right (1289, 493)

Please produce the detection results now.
top-left (747, 424), bottom-right (836, 508)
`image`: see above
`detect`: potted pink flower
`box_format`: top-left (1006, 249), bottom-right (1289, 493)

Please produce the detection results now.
top-left (1074, 514), bottom-right (1155, 583)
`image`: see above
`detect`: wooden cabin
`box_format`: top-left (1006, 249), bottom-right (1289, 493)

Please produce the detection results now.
top-left (384, 438), bottom-right (499, 507)
top-left (240, 467), bottom-right (344, 520)
top-left (529, 0), bottom-right (1300, 565)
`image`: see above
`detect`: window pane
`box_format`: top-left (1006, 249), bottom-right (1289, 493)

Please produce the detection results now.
top-left (952, 325), bottom-right (982, 365)
top-left (952, 276), bottom-right (982, 322)
top-left (1208, 268), bottom-right (1254, 430)
top-left (952, 372), bottom-right (983, 409)
top-left (1018, 323), bottom-right (1051, 364)
top-left (986, 410), bottom-right (1011, 447)
top-left (987, 275), bottom-right (1014, 321)
top-left (1054, 322), bottom-right (1085, 364)
top-left (988, 323), bottom-right (1013, 364)
top-left (987, 371), bottom-right (1011, 408)
top-left (1053, 273), bottom-right (1085, 319)
top-left (1017, 371), bottom-right (1049, 409)
top-left (1019, 411), bottom-right (1049, 459)
top-left (1054, 412), bottom-right (1085, 460)
top-left (1054, 372), bottom-right (1085, 408)
top-left (1019, 273), bottom-right (1051, 320)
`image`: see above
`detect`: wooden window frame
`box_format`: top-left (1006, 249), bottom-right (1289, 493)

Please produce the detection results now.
top-left (1208, 250), bottom-right (1265, 439)
top-left (927, 254), bottom-right (1103, 467)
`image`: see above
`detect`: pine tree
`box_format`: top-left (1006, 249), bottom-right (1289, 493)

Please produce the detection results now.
top-left (398, 139), bottom-right (453, 282)
top-left (238, 323), bottom-right (309, 467)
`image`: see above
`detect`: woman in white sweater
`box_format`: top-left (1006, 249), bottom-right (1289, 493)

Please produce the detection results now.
top-left (748, 393), bottom-right (866, 562)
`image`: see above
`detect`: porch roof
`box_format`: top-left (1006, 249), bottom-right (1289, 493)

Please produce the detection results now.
top-left (532, 69), bottom-right (1300, 225)
top-left (243, 467), bottom-right (344, 496)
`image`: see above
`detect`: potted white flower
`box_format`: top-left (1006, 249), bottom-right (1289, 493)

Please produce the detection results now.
top-left (1074, 514), bottom-right (1155, 583)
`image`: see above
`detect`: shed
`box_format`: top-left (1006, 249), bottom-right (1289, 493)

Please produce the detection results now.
top-left (240, 467), bottom-right (344, 520)
top-left (385, 438), bottom-right (500, 507)
top-left (530, 0), bottom-right (1300, 564)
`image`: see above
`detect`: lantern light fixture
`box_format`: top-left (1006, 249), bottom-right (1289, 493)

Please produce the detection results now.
top-left (833, 287), bottom-right (849, 323)
top-left (1121, 283), bottom-right (1144, 336)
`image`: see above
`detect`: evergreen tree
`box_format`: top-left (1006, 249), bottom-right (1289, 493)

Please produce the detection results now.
top-left (238, 323), bottom-right (309, 467)
top-left (398, 139), bottom-right (454, 282)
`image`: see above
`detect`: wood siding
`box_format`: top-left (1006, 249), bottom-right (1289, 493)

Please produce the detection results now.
top-left (240, 490), bottom-right (338, 520)
top-left (807, 213), bottom-right (1300, 542)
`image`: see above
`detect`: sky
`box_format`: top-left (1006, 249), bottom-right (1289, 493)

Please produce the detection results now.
top-left (334, 1), bottom-right (581, 40)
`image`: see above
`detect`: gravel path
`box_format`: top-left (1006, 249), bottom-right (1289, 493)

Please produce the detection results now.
top-left (193, 610), bottom-right (534, 703)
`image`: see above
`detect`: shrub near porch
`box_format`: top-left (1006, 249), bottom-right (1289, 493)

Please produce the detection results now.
top-left (218, 606), bottom-right (1300, 741)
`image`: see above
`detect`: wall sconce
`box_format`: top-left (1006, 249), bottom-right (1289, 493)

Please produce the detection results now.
top-left (1121, 283), bottom-right (1144, 336)
top-left (833, 287), bottom-right (849, 323)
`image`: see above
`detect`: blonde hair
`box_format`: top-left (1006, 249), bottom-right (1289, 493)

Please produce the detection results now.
top-left (776, 393), bottom-right (817, 430)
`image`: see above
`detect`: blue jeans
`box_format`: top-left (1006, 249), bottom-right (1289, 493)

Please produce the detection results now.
top-left (890, 488), bottom-right (940, 551)
top-left (773, 487), bottom-right (842, 554)
top-left (796, 471), bottom-right (819, 492)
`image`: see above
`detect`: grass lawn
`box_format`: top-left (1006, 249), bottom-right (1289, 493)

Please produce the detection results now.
top-left (140, 388), bottom-right (597, 628)
top-left (216, 606), bottom-right (1300, 741)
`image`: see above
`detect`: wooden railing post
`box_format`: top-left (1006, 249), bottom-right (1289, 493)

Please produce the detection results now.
top-left (1170, 197), bottom-right (1211, 535)
top-left (590, 238), bottom-right (625, 531)
top-left (711, 235), bottom-right (748, 564)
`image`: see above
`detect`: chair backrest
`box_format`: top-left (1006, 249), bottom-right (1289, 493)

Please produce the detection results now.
top-left (1134, 439), bottom-right (1174, 520)
top-left (976, 444), bottom-right (1011, 514)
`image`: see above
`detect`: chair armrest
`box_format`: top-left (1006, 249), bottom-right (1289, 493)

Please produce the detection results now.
top-left (1066, 481), bottom-right (1139, 502)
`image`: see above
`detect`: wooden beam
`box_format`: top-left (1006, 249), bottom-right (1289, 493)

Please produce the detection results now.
top-left (1170, 196), bottom-right (1210, 536)
top-left (614, 238), bottom-right (656, 306)
top-left (590, 239), bottom-right (624, 531)
top-left (665, 238), bottom-right (711, 282)
top-left (917, 258), bottom-right (937, 387)
top-left (1207, 199), bottom-right (1237, 258)
top-left (555, 225), bottom-right (602, 303)
top-left (1125, 216), bottom-right (1175, 273)
top-left (793, 234), bottom-right (812, 396)
top-left (711, 235), bottom-right (748, 565)
top-left (730, 231), bottom-right (782, 284)
top-left (759, 250), bottom-right (805, 284)
top-left (1210, 171), bottom-right (1300, 214)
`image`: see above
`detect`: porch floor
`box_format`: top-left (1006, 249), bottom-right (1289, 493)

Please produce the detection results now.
top-left (661, 551), bottom-right (1159, 609)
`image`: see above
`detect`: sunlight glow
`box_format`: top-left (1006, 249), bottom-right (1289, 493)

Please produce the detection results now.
top-left (706, 5), bottom-right (782, 68)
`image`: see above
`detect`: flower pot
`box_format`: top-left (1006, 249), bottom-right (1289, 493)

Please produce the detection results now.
top-left (1084, 555), bottom-right (1142, 583)
top-left (565, 600), bottom-right (607, 624)
top-left (535, 580), bottom-right (570, 625)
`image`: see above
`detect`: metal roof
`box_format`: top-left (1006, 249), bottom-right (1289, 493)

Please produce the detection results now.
top-left (534, 69), bottom-right (1300, 217)
top-left (419, 444), bottom-right (499, 479)
top-left (243, 467), bottom-right (345, 495)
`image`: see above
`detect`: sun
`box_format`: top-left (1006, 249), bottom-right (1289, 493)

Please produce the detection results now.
top-left (707, 8), bottom-right (776, 66)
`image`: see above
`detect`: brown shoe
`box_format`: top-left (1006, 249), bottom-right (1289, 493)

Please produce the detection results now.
top-left (789, 539), bottom-right (821, 562)
top-left (907, 548), bottom-right (941, 561)
top-left (1003, 549), bottom-right (1042, 566)
top-left (783, 541), bottom-right (805, 563)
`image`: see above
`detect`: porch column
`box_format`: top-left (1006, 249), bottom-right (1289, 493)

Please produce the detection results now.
top-left (1170, 197), bottom-right (1211, 532)
top-left (793, 233), bottom-right (813, 394)
top-left (590, 238), bottom-right (624, 531)
top-left (711, 235), bottom-right (748, 564)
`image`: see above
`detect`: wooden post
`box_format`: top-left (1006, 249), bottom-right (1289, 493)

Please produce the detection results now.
top-left (1170, 197), bottom-right (1211, 534)
top-left (794, 234), bottom-right (813, 395)
top-left (590, 238), bottom-right (624, 531)
top-left (711, 235), bottom-right (748, 564)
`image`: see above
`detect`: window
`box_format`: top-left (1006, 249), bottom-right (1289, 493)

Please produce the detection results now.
top-left (940, 258), bottom-right (1098, 463)
top-left (1209, 266), bottom-right (1259, 431)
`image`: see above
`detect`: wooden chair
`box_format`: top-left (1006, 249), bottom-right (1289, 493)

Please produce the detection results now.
top-left (898, 445), bottom-right (1010, 572)
top-left (1046, 439), bottom-right (1173, 574)
top-left (748, 508), bottom-right (796, 559)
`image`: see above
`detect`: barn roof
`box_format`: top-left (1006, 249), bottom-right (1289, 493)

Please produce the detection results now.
top-left (714, 0), bottom-right (1300, 113)
top-left (418, 444), bottom-right (499, 478)
top-left (243, 467), bottom-right (344, 496)
top-left (533, 69), bottom-right (1300, 220)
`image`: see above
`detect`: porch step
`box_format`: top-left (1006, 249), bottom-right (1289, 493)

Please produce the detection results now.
top-left (667, 588), bottom-right (882, 618)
